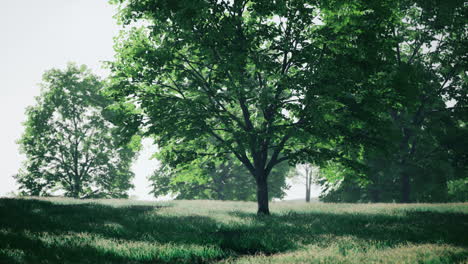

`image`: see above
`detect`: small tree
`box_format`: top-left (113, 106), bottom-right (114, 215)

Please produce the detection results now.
top-left (16, 64), bottom-right (137, 198)
top-left (290, 163), bottom-right (319, 202)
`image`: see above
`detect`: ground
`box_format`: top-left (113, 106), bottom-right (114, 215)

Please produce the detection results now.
top-left (0, 197), bottom-right (467, 263)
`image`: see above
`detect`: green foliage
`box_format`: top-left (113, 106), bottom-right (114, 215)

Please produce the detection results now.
top-left (1, 198), bottom-right (467, 263)
top-left (150, 153), bottom-right (290, 201)
top-left (448, 178), bottom-right (468, 202)
top-left (15, 64), bottom-right (137, 198)
top-left (313, 0), bottom-right (468, 202)
top-left (316, 161), bottom-right (371, 203)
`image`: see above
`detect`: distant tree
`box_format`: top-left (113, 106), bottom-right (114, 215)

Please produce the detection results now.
top-left (16, 64), bottom-right (138, 198)
top-left (290, 163), bottom-right (319, 202)
top-left (307, 0), bottom-right (467, 203)
top-left (150, 152), bottom-right (290, 201)
top-left (379, 0), bottom-right (466, 203)
top-left (317, 117), bottom-right (467, 203)
top-left (354, 0), bottom-right (466, 202)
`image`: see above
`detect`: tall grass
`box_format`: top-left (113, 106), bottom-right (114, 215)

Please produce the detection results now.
top-left (0, 197), bottom-right (467, 263)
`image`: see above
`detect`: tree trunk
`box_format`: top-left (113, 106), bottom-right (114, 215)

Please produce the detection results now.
top-left (305, 165), bottom-right (311, 202)
top-left (401, 172), bottom-right (410, 203)
top-left (255, 175), bottom-right (270, 215)
top-left (72, 179), bottom-right (81, 198)
top-left (71, 188), bottom-right (80, 198)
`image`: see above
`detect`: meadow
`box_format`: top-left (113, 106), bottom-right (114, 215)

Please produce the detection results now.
top-left (0, 197), bottom-right (467, 264)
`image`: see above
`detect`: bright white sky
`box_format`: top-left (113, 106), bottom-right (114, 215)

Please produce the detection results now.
top-left (0, 0), bottom-right (319, 200)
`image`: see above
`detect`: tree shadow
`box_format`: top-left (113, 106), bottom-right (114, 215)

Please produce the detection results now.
top-left (0, 230), bottom-right (142, 264)
top-left (228, 209), bottom-right (468, 248)
top-left (0, 198), bottom-right (295, 263)
top-left (0, 198), bottom-right (467, 263)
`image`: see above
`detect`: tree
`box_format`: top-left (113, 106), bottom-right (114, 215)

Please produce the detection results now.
top-left (290, 163), bottom-right (319, 202)
top-left (307, 0), bottom-right (467, 203)
top-left (381, 0), bottom-right (466, 202)
top-left (316, 115), bottom-right (467, 203)
top-left (150, 151), bottom-right (290, 201)
top-left (348, 0), bottom-right (467, 202)
top-left (107, 0), bottom-right (381, 214)
top-left (16, 64), bottom-right (138, 198)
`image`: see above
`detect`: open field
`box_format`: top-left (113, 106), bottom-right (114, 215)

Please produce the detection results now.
top-left (0, 198), bottom-right (467, 264)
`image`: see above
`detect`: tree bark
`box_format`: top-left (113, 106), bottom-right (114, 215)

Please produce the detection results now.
top-left (305, 165), bottom-right (312, 202)
top-left (255, 175), bottom-right (270, 215)
top-left (71, 177), bottom-right (82, 198)
top-left (71, 188), bottom-right (80, 198)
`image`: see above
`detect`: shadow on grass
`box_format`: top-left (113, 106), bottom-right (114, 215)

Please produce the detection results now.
top-left (229, 210), bottom-right (468, 249)
top-left (0, 198), bottom-right (467, 263)
top-left (0, 198), bottom-right (294, 263)
top-left (0, 231), bottom-right (139, 264)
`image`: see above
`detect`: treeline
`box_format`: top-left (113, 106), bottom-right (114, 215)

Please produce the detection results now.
top-left (15, 0), bottom-right (467, 213)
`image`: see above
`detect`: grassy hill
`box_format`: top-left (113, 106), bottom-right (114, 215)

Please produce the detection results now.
top-left (0, 197), bottom-right (467, 263)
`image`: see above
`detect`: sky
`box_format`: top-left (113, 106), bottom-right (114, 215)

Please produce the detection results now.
top-left (0, 0), bottom-right (320, 200)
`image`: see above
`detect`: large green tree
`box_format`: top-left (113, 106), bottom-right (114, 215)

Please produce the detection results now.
top-left (107, 0), bottom-right (379, 214)
top-left (16, 64), bottom-right (138, 198)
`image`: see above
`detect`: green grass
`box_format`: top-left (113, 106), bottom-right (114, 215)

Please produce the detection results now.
top-left (0, 198), bottom-right (467, 263)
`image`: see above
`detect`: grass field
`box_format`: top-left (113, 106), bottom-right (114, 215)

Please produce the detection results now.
top-left (0, 198), bottom-right (467, 264)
